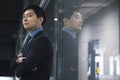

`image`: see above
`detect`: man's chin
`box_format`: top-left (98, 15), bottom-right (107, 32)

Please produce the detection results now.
top-left (24, 27), bottom-right (30, 31)
top-left (75, 28), bottom-right (81, 31)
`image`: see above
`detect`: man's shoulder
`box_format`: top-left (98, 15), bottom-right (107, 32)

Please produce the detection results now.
top-left (62, 30), bottom-right (73, 39)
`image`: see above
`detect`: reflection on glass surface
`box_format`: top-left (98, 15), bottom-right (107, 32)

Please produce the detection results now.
top-left (0, 76), bottom-right (14, 80)
top-left (57, 0), bottom-right (119, 80)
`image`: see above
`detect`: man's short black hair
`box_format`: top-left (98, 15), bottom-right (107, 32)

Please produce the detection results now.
top-left (64, 6), bottom-right (80, 19)
top-left (23, 4), bottom-right (46, 25)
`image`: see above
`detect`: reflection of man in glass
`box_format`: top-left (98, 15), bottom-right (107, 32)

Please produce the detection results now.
top-left (61, 6), bottom-right (82, 80)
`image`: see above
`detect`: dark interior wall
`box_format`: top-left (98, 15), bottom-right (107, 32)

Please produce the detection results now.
top-left (0, 0), bottom-right (23, 76)
top-left (0, 0), bottom-right (23, 59)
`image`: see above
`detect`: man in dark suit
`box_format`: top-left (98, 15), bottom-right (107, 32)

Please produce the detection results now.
top-left (11, 5), bottom-right (53, 80)
top-left (61, 6), bottom-right (83, 80)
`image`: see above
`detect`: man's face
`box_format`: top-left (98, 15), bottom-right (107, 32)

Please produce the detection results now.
top-left (66, 11), bottom-right (83, 31)
top-left (22, 9), bottom-right (42, 31)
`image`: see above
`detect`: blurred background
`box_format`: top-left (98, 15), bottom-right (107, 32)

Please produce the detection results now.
top-left (0, 0), bottom-right (119, 80)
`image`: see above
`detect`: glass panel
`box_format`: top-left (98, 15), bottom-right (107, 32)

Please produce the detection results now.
top-left (78, 0), bottom-right (119, 80)
top-left (57, 0), bottom-right (119, 80)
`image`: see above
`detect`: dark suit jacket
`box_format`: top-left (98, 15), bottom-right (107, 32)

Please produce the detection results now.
top-left (61, 30), bottom-right (78, 80)
top-left (11, 30), bottom-right (53, 80)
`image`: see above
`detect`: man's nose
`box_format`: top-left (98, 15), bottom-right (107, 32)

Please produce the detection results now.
top-left (23, 17), bottom-right (27, 22)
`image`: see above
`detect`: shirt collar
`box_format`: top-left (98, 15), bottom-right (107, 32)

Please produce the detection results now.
top-left (62, 27), bottom-right (77, 39)
top-left (29, 27), bottom-right (43, 38)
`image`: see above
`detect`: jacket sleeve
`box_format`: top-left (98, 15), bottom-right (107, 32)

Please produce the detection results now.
top-left (10, 57), bottom-right (18, 71)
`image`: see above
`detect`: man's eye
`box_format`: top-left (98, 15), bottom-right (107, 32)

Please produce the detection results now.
top-left (75, 16), bottom-right (81, 19)
top-left (28, 14), bottom-right (32, 17)
top-left (75, 16), bottom-right (80, 19)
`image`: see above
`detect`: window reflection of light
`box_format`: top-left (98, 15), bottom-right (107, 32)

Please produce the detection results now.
top-left (115, 55), bottom-right (120, 75)
top-left (109, 56), bottom-right (113, 75)
top-left (0, 77), bottom-right (14, 80)
top-left (54, 18), bottom-right (58, 21)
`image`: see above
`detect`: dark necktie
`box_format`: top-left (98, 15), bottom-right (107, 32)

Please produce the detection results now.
top-left (21, 35), bottom-right (31, 52)
top-left (25, 35), bottom-right (31, 46)
top-left (74, 32), bottom-right (79, 46)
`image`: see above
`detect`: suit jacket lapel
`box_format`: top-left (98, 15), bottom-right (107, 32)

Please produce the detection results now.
top-left (21, 30), bottom-right (44, 54)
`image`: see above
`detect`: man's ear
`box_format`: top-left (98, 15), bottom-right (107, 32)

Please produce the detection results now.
top-left (39, 17), bottom-right (44, 23)
top-left (63, 18), bottom-right (69, 25)
top-left (63, 18), bottom-right (68, 23)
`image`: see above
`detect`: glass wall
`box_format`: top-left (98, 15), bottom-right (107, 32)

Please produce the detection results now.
top-left (56, 0), bottom-right (120, 80)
